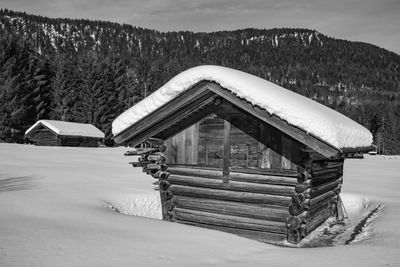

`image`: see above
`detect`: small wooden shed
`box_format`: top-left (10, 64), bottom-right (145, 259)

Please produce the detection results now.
top-left (112, 66), bottom-right (373, 244)
top-left (25, 120), bottom-right (104, 147)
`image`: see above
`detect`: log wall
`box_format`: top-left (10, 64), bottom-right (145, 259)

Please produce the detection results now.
top-left (286, 150), bottom-right (344, 243)
top-left (128, 118), bottom-right (344, 244)
top-left (167, 166), bottom-right (296, 243)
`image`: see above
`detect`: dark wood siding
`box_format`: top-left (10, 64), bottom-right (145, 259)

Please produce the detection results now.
top-left (29, 126), bottom-right (60, 146)
top-left (27, 124), bottom-right (100, 147)
top-left (165, 109), bottom-right (301, 171)
top-left (164, 124), bottom-right (199, 165)
top-left (60, 136), bottom-right (99, 147)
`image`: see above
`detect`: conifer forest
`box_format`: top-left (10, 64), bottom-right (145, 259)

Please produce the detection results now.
top-left (1, 9), bottom-right (399, 152)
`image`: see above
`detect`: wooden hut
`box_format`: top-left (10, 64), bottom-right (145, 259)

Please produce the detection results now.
top-left (25, 120), bottom-right (104, 147)
top-left (112, 66), bottom-right (373, 244)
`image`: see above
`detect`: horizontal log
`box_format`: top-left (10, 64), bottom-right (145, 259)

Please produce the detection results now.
top-left (167, 166), bottom-right (297, 186)
top-left (310, 174), bottom-right (343, 187)
top-left (297, 165), bottom-right (311, 175)
top-left (312, 167), bottom-right (343, 177)
top-left (169, 185), bottom-right (292, 207)
top-left (292, 193), bottom-right (306, 204)
top-left (144, 163), bottom-right (168, 172)
top-left (289, 195), bottom-right (337, 224)
top-left (168, 175), bottom-right (295, 196)
top-left (177, 220), bottom-right (287, 243)
top-left (289, 203), bottom-right (305, 216)
top-left (169, 165), bottom-right (298, 177)
top-left (310, 179), bottom-right (341, 197)
top-left (124, 150), bottom-right (139, 156)
top-left (145, 154), bottom-right (166, 162)
top-left (161, 190), bottom-right (173, 200)
top-left (295, 183), bottom-right (308, 193)
top-left (312, 160), bottom-right (344, 171)
top-left (173, 208), bottom-right (287, 234)
top-left (300, 197), bottom-right (336, 223)
top-left (151, 171), bottom-right (170, 180)
top-left (287, 229), bottom-right (303, 244)
top-left (301, 179), bottom-right (342, 198)
top-left (232, 167), bottom-right (298, 177)
top-left (295, 175), bottom-right (342, 192)
top-left (302, 190), bottom-right (337, 210)
top-left (307, 195), bottom-right (337, 217)
top-left (231, 172), bottom-right (296, 186)
top-left (172, 195), bottom-right (290, 222)
top-left (297, 170), bottom-right (312, 183)
top-left (129, 161), bottom-right (150, 167)
top-left (164, 200), bottom-right (174, 211)
top-left (159, 180), bottom-right (170, 191)
top-left (286, 216), bottom-right (303, 230)
top-left (305, 208), bottom-right (332, 235)
top-left (125, 145), bottom-right (166, 156)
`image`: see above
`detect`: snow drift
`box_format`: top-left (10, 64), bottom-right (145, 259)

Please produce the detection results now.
top-left (1, 145), bottom-right (398, 267)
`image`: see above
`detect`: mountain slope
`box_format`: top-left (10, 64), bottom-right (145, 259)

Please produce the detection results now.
top-left (0, 9), bottom-right (399, 153)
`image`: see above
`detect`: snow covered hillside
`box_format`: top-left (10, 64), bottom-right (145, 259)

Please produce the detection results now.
top-left (0, 144), bottom-right (399, 266)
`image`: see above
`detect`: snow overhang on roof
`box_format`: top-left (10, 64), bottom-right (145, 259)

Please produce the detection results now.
top-left (25, 120), bottom-right (105, 139)
top-left (112, 65), bottom-right (373, 151)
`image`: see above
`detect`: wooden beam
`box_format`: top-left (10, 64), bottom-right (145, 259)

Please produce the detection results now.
top-left (158, 103), bottom-right (216, 140)
top-left (113, 81), bottom-right (211, 144)
top-left (223, 119), bottom-right (231, 183)
top-left (206, 82), bottom-right (340, 158)
top-left (124, 91), bottom-right (216, 146)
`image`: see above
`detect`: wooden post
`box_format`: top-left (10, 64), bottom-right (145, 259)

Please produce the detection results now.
top-left (223, 119), bottom-right (231, 183)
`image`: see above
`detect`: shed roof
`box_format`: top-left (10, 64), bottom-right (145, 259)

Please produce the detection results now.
top-left (112, 65), bottom-right (372, 152)
top-left (25, 120), bottom-right (104, 139)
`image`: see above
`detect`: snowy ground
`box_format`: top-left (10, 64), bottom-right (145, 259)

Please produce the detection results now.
top-left (0, 144), bottom-right (399, 266)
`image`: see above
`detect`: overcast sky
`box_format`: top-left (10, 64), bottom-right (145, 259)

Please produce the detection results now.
top-left (1, 0), bottom-right (399, 54)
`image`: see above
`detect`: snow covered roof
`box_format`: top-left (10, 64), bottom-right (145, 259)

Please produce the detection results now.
top-left (112, 65), bottom-right (373, 150)
top-left (26, 120), bottom-right (104, 139)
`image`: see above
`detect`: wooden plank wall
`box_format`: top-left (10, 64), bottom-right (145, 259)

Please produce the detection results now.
top-left (30, 127), bottom-right (60, 146)
top-left (164, 110), bottom-right (302, 171)
top-left (60, 136), bottom-right (99, 147)
top-left (198, 114), bottom-right (223, 167)
top-left (28, 125), bottom-right (100, 147)
top-left (164, 124), bottom-right (199, 165)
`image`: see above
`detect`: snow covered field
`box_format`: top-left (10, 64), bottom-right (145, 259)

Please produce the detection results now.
top-left (0, 143), bottom-right (399, 266)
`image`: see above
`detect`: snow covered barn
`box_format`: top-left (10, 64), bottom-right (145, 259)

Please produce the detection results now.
top-left (112, 66), bottom-right (373, 244)
top-left (25, 120), bottom-right (104, 147)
